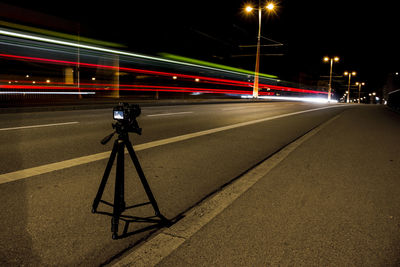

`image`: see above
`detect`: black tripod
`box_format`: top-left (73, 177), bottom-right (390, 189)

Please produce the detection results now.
top-left (92, 123), bottom-right (169, 240)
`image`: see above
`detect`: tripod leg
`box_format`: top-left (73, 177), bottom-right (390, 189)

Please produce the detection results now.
top-left (125, 140), bottom-right (167, 222)
top-left (112, 140), bottom-right (126, 239)
top-left (92, 139), bottom-right (118, 213)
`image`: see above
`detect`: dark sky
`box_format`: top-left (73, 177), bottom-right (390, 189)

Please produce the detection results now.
top-left (2, 1), bottom-right (399, 93)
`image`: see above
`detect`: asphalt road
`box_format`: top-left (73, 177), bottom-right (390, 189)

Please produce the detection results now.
top-left (0, 101), bottom-right (347, 266)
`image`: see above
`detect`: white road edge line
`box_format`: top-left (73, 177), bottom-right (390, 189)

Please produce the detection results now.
top-left (0, 105), bottom-right (343, 185)
top-left (0, 121), bottom-right (79, 131)
top-left (111, 113), bottom-right (343, 267)
top-left (147, 112), bottom-right (193, 117)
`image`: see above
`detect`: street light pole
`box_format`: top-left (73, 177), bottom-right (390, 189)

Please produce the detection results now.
top-left (245, 1), bottom-right (276, 99)
top-left (253, 1), bottom-right (262, 98)
top-left (356, 82), bottom-right (365, 103)
top-left (324, 56), bottom-right (339, 102)
top-left (344, 71), bottom-right (356, 103)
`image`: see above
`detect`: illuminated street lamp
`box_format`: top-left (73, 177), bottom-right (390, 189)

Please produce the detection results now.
top-left (244, 1), bottom-right (277, 98)
top-left (323, 56), bottom-right (339, 102)
top-left (355, 82), bottom-right (365, 103)
top-left (344, 71), bottom-right (356, 103)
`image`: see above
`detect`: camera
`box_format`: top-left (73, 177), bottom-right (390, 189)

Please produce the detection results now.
top-left (112, 103), bottom-right (142, 135)
top-left (113, 103), bottom-right (141, 122)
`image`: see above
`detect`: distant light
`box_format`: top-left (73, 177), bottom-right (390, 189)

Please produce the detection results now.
top-left (266, 3), bottom-right (275, 10)
top-left (352, 71), bottom-right (356, 76)
top-left (26, 75), bottom-right (29, 78)
top-left (195, 78), bottom-right (200, 82)
top-left (396, 72), bottom-right (399, 75)
top-left (245, 5), bottom-right (253, 12)
top-left (323, 57), bottom-right (329, 62)
top-left (376, 97), bottom-right (380, 101)
top-left (92, 77), bottom-right (96, 81)
top-left (32, 81), bottom-right (36, 84)
top-left (8, 81), bottom-right (11, 84)
top-left (46, 79), bottom-right (50, 83)
top-left (334, 57), bottom-right (339, 62)
top-left (372, 92), bottom-right (376, 95)
top-left (172, 76), bottom-right (178, 80)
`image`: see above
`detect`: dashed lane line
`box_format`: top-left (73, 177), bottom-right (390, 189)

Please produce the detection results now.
top-left (0, 105), bottom-right (343, 185)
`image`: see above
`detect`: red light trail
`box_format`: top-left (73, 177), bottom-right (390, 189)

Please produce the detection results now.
top-left (0, 53), bottom-right (327, 95)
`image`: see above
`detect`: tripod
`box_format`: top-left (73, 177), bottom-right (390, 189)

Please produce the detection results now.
top-left (92, 126), bottom-right (169, 240)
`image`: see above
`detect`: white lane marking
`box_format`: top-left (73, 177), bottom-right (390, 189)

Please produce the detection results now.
top-left (221, 107), bottom-right (247, 111)
top-left (111, 113), bottom-right (343, 267)
top-left (0, 121), bottom-right (79, 131)
top-left (147, 112), bottom-right (193, 117)
top-left (0, 105), bottom-right (343, 184)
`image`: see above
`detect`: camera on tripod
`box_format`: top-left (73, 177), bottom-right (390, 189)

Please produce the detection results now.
top-left (93, 102), bottom-right (169, 239)
top-left (112, 103), bottom-right (142, 135)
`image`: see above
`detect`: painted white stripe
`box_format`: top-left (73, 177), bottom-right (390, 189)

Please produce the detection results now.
top-left (221, 107), bottom-right (247, 111)
top-left (0, 121), bottom-right (79, 131)
top-left (0, 105), bottom-right (342, 184)
top-left (147, 111), bottom-right (193, 117)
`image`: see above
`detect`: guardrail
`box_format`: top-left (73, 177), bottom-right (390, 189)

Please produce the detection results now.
top-left (387, 89), bottom-right (400, 112)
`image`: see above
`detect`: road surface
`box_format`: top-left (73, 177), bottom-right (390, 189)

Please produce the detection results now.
top-left (0, 101), bottom-right (346, 266)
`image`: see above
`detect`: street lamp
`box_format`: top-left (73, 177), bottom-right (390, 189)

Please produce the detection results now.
top-left (323, 56), bottom-right (339, 102)
top-left (355, 82), bottom-right (365, 103)
top-left (244, 1), bottom-right (277, 98)
top-left (344, 71), bottom-right (356, 103)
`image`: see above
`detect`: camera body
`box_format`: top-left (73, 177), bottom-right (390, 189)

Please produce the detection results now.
top-left (112, 103), bottom-right (142, 135)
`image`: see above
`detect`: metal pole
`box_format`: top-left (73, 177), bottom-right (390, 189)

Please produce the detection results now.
top-left (346, 74), bottom-right (351, 103)
top-left (328, 58), bottom-right (333, 102)
top-left (358, 84), bottom-right (361, 103)
top-left (252, 2), bottom-right (262, 98)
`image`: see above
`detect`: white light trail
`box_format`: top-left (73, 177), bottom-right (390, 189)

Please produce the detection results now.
top-left (241, 95), bottom-right (338, 104)
top-left (0, 28), bottom-right (258, 78)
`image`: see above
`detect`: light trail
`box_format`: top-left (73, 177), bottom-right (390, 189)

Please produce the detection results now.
top-left (0, 84), bottom-right (275, 96)
top-left (0, 53), bottom-right (328, 95)
top-left (0, 28), bottom-right (269, 78)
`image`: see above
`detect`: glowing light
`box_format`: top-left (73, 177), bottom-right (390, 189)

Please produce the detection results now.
top-left (334, 57), bottom-right (339, 62)
top-left (266, 2), bottom-right (275, 10)
top-left (92, 77), bottom-right (96, 81)
top-left (323, 57), bottom-right (329, 62)
top-left (195, 78), bottom-right (200, 82)
top-left (242, 95), bottom-right (338, 104)
top-left (172, 76), bottom-right (177, 80)
top-left (159, 53), bottom-right (278, 79)
top-left (245, 5), bottom-right (254, 12)
top-left (0, 53), bottom-right (328, 96)
top-left (0, 91), bottom-right (95, 95)
top-left (46, 80), bottom-right (50, 83)
top-left (0, 28), bottom-right (270, 78)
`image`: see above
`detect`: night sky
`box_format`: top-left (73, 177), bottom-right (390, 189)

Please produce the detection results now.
top-left (2, 1), bottom-right (399, 94)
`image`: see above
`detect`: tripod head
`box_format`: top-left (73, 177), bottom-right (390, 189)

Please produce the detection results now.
top-left (101, 103), bottom-right (142, 145)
